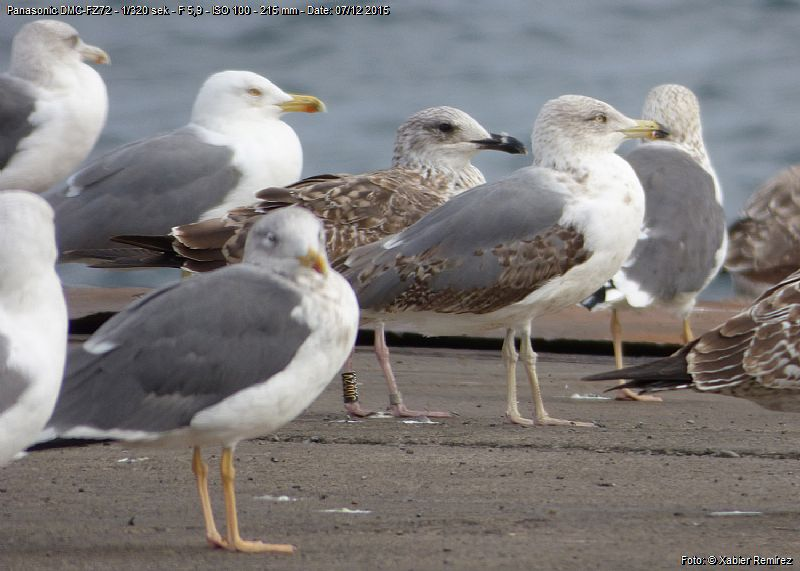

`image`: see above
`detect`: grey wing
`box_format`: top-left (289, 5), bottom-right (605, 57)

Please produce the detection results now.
top-left (620, 145), bottom-right (725, 299)
top-left (0, 332), bottom-right (31, 416)
top-left (48, 266), bottom-right (312, 434)
top-left (0, 76), bottom-right (36, 170)
top-left (45, 128), bottom-right (241, 251)
top-left (342, 167), bottom-right (590, 314)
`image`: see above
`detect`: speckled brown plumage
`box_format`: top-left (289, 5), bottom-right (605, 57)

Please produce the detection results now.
top-left (352, 224), bottom-right (591, 315)
top-left (726, 166), bottom-right (800, 297)
top-left (585, 269), bottom-right (800, 412)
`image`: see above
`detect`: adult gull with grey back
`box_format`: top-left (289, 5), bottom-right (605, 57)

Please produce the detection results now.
top-left (45, 70), bottom-right (325, 251)
top-left (42, 207), bottom-right (359, 552)
top-left (0, 190), bottom-right (67, 466)
top-left (581, 84), bottom-right (726, 401)
top-left (339, 95), bottom-right (666, 426)
top-left (0, 20), bottom-right (109, 193)
top-left (88, 106), bottom-right (526, 417)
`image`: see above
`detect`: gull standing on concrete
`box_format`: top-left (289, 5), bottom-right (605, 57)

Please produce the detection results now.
top-left (45, 70), bottom-right (325, 251)
top-left (97, 106), bottom-right (527, 417)
top-left (339, 95), bottom-right (665, 426)
top-left (0, 190), bottom-right (67, 466)
top-left (0, 20), bottom-right (109, 193)
top-left (581, 84), bottom-right (726, 401)
top-left (42, 207), bottom-right (359, 553)
top-left (584, 268), bottom-right (800, 412)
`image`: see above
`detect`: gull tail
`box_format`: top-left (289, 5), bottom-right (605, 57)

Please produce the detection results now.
top-left (582, 343), bottom-right (696, 393)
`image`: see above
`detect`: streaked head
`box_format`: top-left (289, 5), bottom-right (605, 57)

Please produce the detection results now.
top-left (392, 106), bottom-right (526, 170)
top-left (244, 207), bottom-right (329, 275)
top-left (10, 20), bottom-right (109, 80)
top-left (641, 84), bottom-right (703, 147)
top-left (533, 95), bottom-right (667, 167)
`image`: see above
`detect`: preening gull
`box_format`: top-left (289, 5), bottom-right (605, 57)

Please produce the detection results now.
top-left (339, 95), bottom-right (666, 426)
top-left (96, 106), bottom-right (526, 417)
top-left (45, 70), bottom-right (325, 251)
top-left (584, 268), bottom-right (800, 413)
top-left (0, 20), bottom-right (109, 193)
top-left (726, 165), bottom-right (800, 298)
top-left (42, 207), bottom-right (359, 553)
top-left (580, 84), bottom-right (726, 401)
top-left (0, 190), bottom-right (67, 466)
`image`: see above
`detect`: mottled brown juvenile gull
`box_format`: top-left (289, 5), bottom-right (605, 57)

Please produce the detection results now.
top-left (45, 70), bottom-right (324, 251)
top-left (726, 166), bottom-right (800, 298)
top-left (339, 95), bottom-right (666, 426)
top-left (0, 20), bottom-right (109, 193)
top-left (581, 84), bottom-right (726, 401)
top-left (96, 106), bottom-right (526, 417)
top-left (0, 190), bottom-right (67, 466)
top-left (584, 268), bottom-right (800, 413)
top-left (41, 207), bottom-right (359, 553)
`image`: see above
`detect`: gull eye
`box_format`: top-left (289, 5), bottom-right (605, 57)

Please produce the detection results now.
top-left (593, 113), bottom-right (608, 124)
top-left (437, 122), bottom-right (454, 133)
top-left (68, 35), bottom-right (80, 48)
top-left (247, 87), bottom-right (263, 97)
top-left (261, 230), bottom-right (278, 246)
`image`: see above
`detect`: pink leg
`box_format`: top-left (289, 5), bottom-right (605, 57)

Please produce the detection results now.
top-left (374, 323), bottom-right (452, 418)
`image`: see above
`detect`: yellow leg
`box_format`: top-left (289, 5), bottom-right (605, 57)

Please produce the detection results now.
top-left (519, 323), bottom-right (594, 427)
top-left (220, 447), bottom-right (296, 554)
top-left (681, 317), bottom-right (694, 344)
top-left (192, 447), bottom-right (225, 548)
top-left (612, 310), bottom-right (662, 402)
top-left (503, 328), bottom-right (532, 426)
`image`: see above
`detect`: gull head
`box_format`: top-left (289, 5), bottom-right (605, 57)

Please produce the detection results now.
top-left (244, 207), bottom-right (329, 276)
top-left (533, 95), bottom-right (667, 168)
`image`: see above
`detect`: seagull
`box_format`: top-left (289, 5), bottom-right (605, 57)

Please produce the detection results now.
top-left (0, 190), bottom-right (67, 466)
top-left (0, 20), bottom-right (109, 193)
top-left (41, 207), bottom-right (359, 553)
top-left (580, 84), bottom-right (726, 401)
top-left (726, 165), bottom-right (800, 298)
top-left (583, 268), bottom-right (800, 413)
top-left (44, 70), bottom-right (325, 251)
top-left (89, 106), bottom-right (527, 417)
top-left (338, 95), bottom-right (666, 426)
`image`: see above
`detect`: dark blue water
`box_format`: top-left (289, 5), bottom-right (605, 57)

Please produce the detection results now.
top-left (3, 1), bottom-right (800, 296)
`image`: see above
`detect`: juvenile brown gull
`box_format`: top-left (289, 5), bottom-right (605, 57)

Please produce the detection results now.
top-left (45, 70), bottom-right (324, 251)
top-left (581, 84), bottom-right (726, 401)
top-left (0, 20), bottom-right (109, 193)
top-left (726, 166), bottom-right (800, 298)
top-left (91, 106), bottom-right (526, 417)
top-left (584, 268), bottom-right (800, 413)
top-left (40, 207), bottom-right (359, 553)
top-left (0, 190), bottom-right (67, 466)
top-left (339, 95), bottom-right (666, 426)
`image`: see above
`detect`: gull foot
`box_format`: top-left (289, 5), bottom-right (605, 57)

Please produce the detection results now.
top-left (505, 413), bottom-right (535, 426)
top-left (389, 403), bottom-right (452, 418)
top-left (534, 416), bottom-right (596, 427)
top-left (615, 388), bottom-right (663, 402)
top-left (211, 536), bottom-right (296, 554)
top-left (344, 401), bottom-right (378, 418)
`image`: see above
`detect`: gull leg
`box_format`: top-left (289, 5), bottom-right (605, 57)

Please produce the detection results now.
top-left (612, 309), bottom-right (661, 402)
top-left (681, 317), bottom-right (694, 344)
top-left (341, 348), bottom-right (377, 418)
top-left (520, 323), bottom-right (594, 427)
top-left (220, 447), bottom-right (295, 554)
top-left (374, 322), bottom-right (451, 418)
top-left (192, 447), bottom-right (225, 548)
top-left (503, 328), bottom-right (533, 426)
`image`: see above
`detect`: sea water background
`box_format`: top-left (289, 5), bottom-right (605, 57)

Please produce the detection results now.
top-left (3, 0), bottom-right (800, 297)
